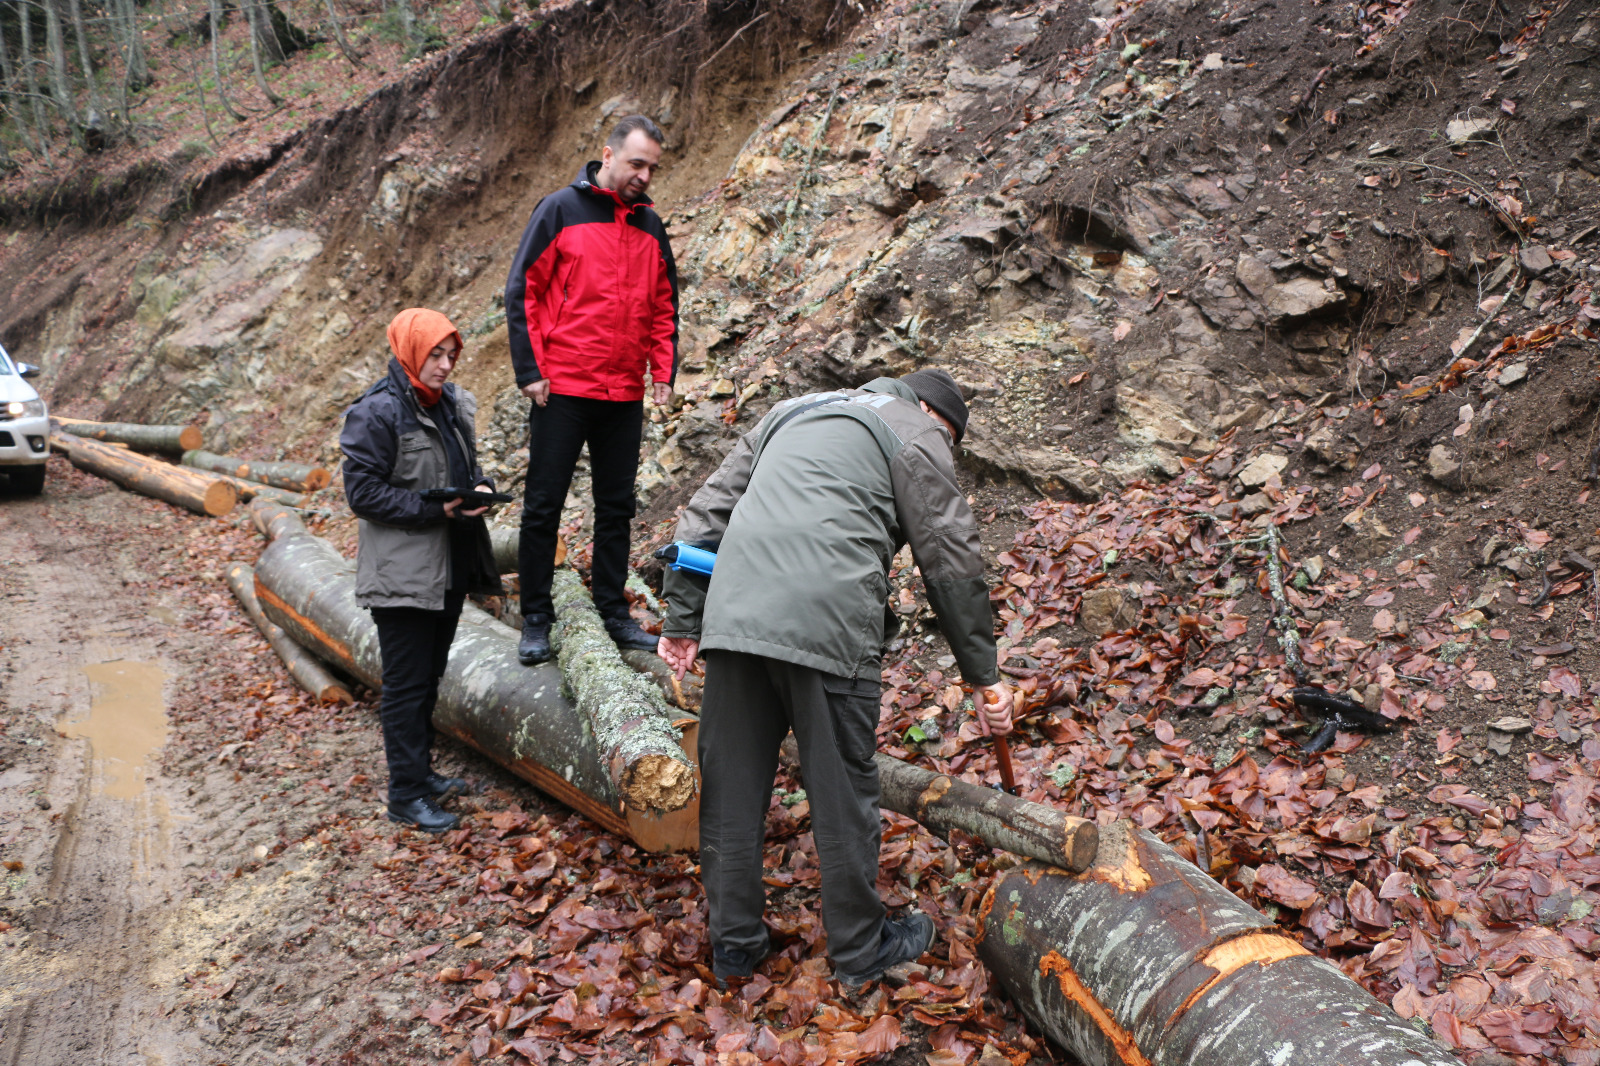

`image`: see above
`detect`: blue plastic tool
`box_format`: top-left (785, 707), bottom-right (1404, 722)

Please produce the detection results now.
top-left (654, 542), bottom-right (717, 576)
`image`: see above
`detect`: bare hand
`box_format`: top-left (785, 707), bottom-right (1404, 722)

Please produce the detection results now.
top-left (521, 379), bottom-right (551, 407)
top-left (976, 683), bottom-right (1015, 737)
top-left (652, 382), bottom-right (673, 407)
top-left (657, 635), bottom-right (700, 680)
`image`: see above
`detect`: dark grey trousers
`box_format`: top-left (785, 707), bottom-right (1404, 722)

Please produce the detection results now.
top-left (697, 649), bottom-right (886, 977)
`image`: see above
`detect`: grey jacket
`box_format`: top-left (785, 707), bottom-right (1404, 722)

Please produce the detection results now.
top-left (662, 377), bottom-right (998, 685)
top-left (341, 360), bottom-right (499, 611)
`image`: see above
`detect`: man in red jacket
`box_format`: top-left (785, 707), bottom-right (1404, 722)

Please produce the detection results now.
top-left (505, 115), bottom-right (680, 664)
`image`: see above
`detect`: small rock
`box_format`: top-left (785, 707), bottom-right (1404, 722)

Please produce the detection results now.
top-left (1487, 716), bottom-right (1533, 734)
top-left (1235, 451), bottom-right (1288, 489)
top-left (1446, 117), bottom-right (1497, 144)
top-left (1498, 361), bottom-right (1528, 386)
top-left (1518, 245), bottom-right (1554, 276)
top-left (709, 378), bottom-right (736, 398)
top-left (1078, 586), bottom-right (1140, 636)
top-left (1201, 52), bottom-right (1224, 70)
top-left (1427, 444), bottom-right (1461, 484)
top-left (976, 1047), bottom-right (1011, 1066)
top-left (1237, 492), bottom-right (1272, 516)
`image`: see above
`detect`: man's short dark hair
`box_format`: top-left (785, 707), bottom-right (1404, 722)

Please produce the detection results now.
top-left (607, 115), bottom-right (664, 151)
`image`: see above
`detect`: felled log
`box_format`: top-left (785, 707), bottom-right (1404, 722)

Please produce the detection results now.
top-left (491, 525), bottom-right (519, 574)
top-left (51, 432), bottom-right (237, 517)
top-left (52, 416), bottom-right (202, 453)
top-left (551, 570), bottom-right (697, 814)
top-left (620, 649), bottom-right (703, 711)
top-left (251, 527), bottom-right (653, 838)
top-left (183, 449), bottom-right (329, 493)
top-left (977, 822), bottom-right (1464, 1066)
top-left (778, 735), bottom-right (1096, 872)
top-left (249, 498), bottom-right (308, 541)
top-left (224, 562), bottom-right (352, 704)
top-left (877, 756), bottom-right (1096, 872)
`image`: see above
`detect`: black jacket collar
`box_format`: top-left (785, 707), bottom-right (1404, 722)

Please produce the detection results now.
top-left (574, 160), bottom-right (653, 210)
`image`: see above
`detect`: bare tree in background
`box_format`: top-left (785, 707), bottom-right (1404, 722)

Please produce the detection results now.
top-left (321, 0), bottom-right (362, 67)
top-left (16, 0), bottom-right (54, 160)
top-left (65, 0), bottom-right (109, 145)
top-left (116, 0), bottom-right (149, 92)
top-left (243, 0), bottom-right (283, 106)
top-left (206, 0), bottom-right (243, 121)
top-left (40, 0), bottom-right (77, 131)
top-left (0, 3), bottom-right (44, 160)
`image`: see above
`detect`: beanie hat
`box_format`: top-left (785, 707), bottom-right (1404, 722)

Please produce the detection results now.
top-left (902, 368), bottom-right (969, 443)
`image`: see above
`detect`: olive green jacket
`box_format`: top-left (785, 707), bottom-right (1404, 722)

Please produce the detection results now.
top-left (662, 377), bottom-right (998, 685)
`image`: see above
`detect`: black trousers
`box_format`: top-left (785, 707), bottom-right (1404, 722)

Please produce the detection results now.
top-left (371, 589), bottom-right (466, 804)
top-left (518, 394), bottom-right (642, 621)
top-left (697, 649), bottom-right (887, 978)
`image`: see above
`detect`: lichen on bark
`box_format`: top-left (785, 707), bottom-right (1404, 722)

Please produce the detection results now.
top-left (551, 569), bottom-right (696, 813)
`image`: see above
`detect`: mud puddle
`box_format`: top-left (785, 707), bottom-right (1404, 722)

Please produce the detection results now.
top-left (60, 661), bottom-right (169, 800)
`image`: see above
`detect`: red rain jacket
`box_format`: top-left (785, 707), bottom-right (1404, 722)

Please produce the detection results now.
top-left (504, 163), bottom-right (679, 402)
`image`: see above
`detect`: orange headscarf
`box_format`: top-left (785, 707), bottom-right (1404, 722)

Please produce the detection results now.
top-left (386, 308), bottom-right (463, 408)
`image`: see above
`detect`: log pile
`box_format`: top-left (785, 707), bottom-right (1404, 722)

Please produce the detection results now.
top-left (550, 569), bottom-right (696, 814)
top-left (183, 449), bottom-right (329, 493)
top-left (51, 431), bottom-right (238, 516)
top-left (52, 416), bottom-right (203, 453)
top-left (977, 822), bottom-right (1464, 1066)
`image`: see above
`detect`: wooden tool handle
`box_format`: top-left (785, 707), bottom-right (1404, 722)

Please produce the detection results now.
top-left (983, 687), bottom-right (1018, 794)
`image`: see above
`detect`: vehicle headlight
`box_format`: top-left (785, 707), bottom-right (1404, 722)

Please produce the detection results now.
top-left (4, 400), bottom-right (46, 418)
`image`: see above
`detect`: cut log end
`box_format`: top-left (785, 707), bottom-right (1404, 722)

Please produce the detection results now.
top-left (178, 426), bottom-right (204, 451)
top-left (303, 468), bottom-right (331, 491)
top-left (201, 480), bottom-right (240, 516)
top-left (619, 753), bottom-right (697, 815)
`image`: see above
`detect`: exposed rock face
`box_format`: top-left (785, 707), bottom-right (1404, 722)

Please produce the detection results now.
top-left (1263, 277), bottom-right (1346, 324)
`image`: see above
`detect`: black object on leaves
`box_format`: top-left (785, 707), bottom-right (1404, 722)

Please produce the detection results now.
top-left (1293, 687), bottom-right (1396, 753)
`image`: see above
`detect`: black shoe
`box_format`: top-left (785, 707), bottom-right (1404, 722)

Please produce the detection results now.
top-left (604, 616), bottom-right (659, 652)
top-left (836, 911), bottom-right (935, 991)
top-left (711, 934), bottom-right (772, 988)
top-left (518, 616), bottom-right (552, 665)
top-left (425, 773), bottom-right (468, 797)
top-left (387, 796), bottom-right (461, 833)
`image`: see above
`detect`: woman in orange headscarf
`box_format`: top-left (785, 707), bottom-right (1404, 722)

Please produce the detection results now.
top-left (340, 308), bottom-right (503, 832)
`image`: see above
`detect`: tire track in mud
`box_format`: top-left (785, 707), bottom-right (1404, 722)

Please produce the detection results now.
top-left (0, 483), bottom-right (202, 1066)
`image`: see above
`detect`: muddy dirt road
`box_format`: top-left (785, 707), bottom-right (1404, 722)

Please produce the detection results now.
top-left (0, 461), bottom-right (558, 1065)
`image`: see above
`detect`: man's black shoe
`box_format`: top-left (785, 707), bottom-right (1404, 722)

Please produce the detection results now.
top-left (711, 934), bottom-right (772, 988)
top-left (387, 796), bottom-right (461, 833)
top-left (836, 911), bottom-right (935, 991)
top-left (604, 616), bottom-right (659, 652)
top-left (426, 773), bottom-right (468, 797)
top-left (518, 616), bottom-right (552, 665)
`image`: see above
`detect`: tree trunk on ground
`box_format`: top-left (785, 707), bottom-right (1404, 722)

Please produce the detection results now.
top-left (182, 449), bottom-right (328, 492)
top-left (877, 755), bottom-right (1097, 872)
top-left (619, 649), bottom-right (703, 712)
top-left (977, 822), bottom-right (1464, 1066)
top-left (51, 432), bottom-right (238, 516)
top-left (188, 467), bottom-right (304, 507)
top-left (249, 497), bottom-right (308, 541)
top-left (53, 416), bottom-right (204, 453)
top-left (319, 0), bottom-right (362, 66)
top-left (225, 562), bottom-right (353, 704)
top-left (550, 569), bottom-right (696, 814)
top-left (250, 527), bottom-right (640, 837)
top-left (241, 0), bottom-right (283, 106)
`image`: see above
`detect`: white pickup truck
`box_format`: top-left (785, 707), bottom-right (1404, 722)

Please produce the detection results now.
top-left (0, 342), bottom-right (48, 495)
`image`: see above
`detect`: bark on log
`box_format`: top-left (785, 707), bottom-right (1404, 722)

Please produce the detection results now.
top-left (224, 562), bottom-right (353, 704)
top-left (620, 649), bottom-right (703, 712)
top-left (876, 755), bottom-right (1097, 873)
top-left (182, 449), bottom-right (330, 492)
top-left (250, 528), bottom-right (644, 839)
top-left (779, 735), bottom-right (1097, 873)
top-left (249, 498), bottom-right (308, 541)
top-left (977, 822), bottom-right (1464, 1066)
top-left (51, 432), bottom-right (237, 516)
top-left (491, 525), bottom-right (518, 574)
top-left (551, 569), bottom-right (697, 814)
top-left (52, 416), bottom-right (203, 453)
